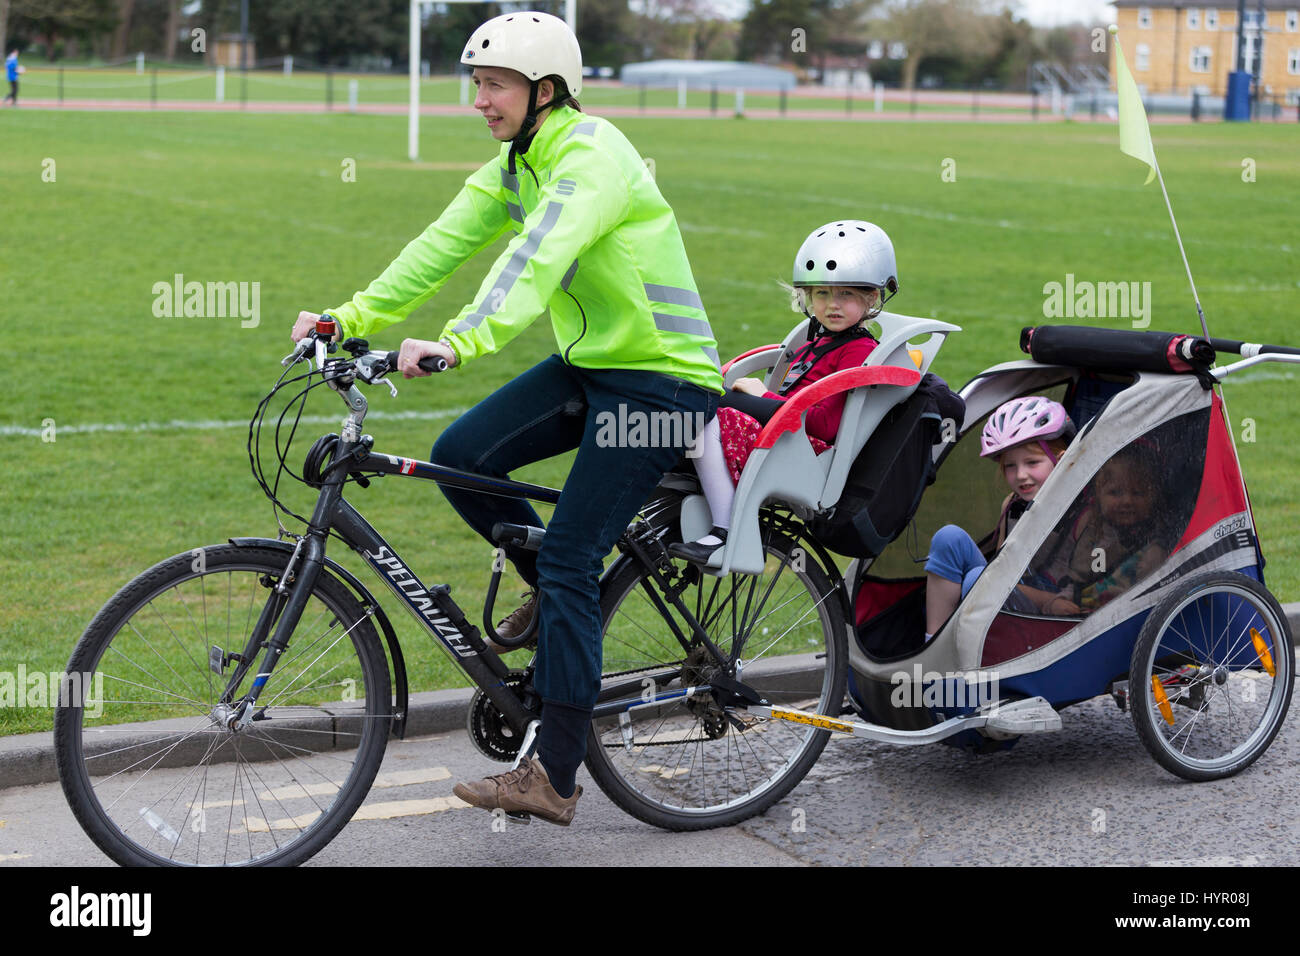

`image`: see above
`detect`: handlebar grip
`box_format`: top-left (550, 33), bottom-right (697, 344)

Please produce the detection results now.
top-left (383, 351), bottom-right (448, 374)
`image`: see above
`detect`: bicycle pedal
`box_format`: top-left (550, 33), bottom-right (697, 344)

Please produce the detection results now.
top-left (504, 810), bottom-right (532, 825)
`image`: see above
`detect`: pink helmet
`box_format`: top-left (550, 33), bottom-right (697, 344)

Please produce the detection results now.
top-left (980, 396), bottom-right (1075, 461)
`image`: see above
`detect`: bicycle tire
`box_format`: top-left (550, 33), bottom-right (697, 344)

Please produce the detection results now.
top-left (1129, 570), bottom-right (1294, 782)
top-left (54, 543), bottom-right (391, 866)
top-left (587, 517), bottom-right (847, 830)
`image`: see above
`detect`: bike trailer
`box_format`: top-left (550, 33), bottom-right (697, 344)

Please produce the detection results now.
top-left (841, 326), bottom-right (1292, 772)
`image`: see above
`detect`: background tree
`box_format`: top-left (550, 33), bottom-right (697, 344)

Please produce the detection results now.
top-left (872, 0), bottom-right (994, 90)
top-left (740, 0), bottom-right (874, 80)
top-left (8, 0), bottom-right (119, 59)
top-left (575, 0), bottom-right (636, 68)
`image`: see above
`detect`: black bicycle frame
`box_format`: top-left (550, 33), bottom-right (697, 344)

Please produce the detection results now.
top-left (228, 437), bottom-right (564, 735)
top-left (232, 430), bottom-right (771, 735)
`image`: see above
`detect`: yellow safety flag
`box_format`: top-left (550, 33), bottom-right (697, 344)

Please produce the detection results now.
top-left (1110, 25), bottom-right (1157, 185)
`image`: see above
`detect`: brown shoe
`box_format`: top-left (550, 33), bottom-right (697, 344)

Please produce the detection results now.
top-left (485, 591), bottom-right (538, 654)
top-left (452, 757), bottom-right (582, 826)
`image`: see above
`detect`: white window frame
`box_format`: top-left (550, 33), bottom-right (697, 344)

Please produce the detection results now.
top-left (1190, 46), bottom-right (1212, 72)
top-left (1244, 9), bottom-right (1264, 29)
top-left (1286, 88), bottom-right (1300, 105)
top-left (1188, 8), bottom-right (1201, 29)
top-left (1289, 48), bottom-right (1300, 74)
top-left (1288, 10), bottom-right (1300, 32)
top-left (1138, 7), bottom-right (1153, 28)
top-left (1136, 42), bottom-right (1151, 71)
top-left (1206, 9), bottom-right (1219, 30)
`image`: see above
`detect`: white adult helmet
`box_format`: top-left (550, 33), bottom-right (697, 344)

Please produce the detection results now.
top-left (792, 221), bottom-right (898, 295)
top-left (461, 11), bottom-right (583, 98)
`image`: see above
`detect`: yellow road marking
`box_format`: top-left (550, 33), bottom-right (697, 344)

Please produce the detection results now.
top-left (193, 766), bottom-right (453, 807)
top-left (244, 795), bottom-right (470, 831)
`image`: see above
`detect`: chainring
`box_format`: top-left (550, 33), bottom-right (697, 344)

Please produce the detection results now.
top-left (467, 670), bottom-right (530, 762)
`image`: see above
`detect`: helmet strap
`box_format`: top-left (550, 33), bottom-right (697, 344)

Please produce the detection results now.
top-left (510, 79), bottom-right (571, 163)
top-left (1037, 438), bottom-right (1060, 465)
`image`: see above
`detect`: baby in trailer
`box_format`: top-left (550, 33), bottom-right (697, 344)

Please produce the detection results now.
top-left (671, 220), bottom-right (899, 564)
top-left (1064, 443), bottom-right (1169, 611)
top-left (924, 396), bottom-right (1080, 639)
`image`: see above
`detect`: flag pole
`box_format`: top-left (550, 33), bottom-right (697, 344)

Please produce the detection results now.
top-left (1148, 154), bottom-right (1210, 340)
top-left (1109, 27), bottom-right (1257, 539)
top-left (1109, 24), bottom-right (1210, 340)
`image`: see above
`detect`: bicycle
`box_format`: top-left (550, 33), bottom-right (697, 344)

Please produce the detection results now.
top-left (54, 320), bottom-right (849, 866)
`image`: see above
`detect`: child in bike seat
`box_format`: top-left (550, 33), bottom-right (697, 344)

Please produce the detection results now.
top-left (924, 396), bottom-right (1079, 640)
top-left (671, 220), bottom-right (898, 564)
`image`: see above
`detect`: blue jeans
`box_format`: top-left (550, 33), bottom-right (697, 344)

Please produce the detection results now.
top-left (431, 354), bottom-right (717, 709)
top-left (926, 525), bottom-right (986, 598)
top-left (927, 524), bottom-right (1040, 615)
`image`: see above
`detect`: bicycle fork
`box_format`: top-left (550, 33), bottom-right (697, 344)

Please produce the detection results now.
top-left (212, 534), bottom-right (327, 729)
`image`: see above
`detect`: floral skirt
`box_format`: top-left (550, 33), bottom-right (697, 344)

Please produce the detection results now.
top-left (718, 406), bottom-right (831, 484)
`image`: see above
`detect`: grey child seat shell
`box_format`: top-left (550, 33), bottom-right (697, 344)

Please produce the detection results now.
top-left (682, 311), bottom-right (961, 574)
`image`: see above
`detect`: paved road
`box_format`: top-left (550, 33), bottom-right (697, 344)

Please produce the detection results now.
top-left (4, 690), bottom-right (1296, 868)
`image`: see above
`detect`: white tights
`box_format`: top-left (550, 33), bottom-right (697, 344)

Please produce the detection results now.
top-left (689, 416), bottom-right (734, 544)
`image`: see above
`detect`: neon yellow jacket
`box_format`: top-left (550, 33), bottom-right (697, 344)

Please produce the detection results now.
top-left (327, 106), bottom-right (723, 393)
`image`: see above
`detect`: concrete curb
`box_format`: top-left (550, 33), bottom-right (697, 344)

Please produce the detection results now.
top-left (0, 686), bottom-right (475, 791)
top-left (5, 603), bottom-right (1299, 792)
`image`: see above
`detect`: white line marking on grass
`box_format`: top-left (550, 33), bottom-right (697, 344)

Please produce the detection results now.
top-left (1221, 369), bottom-right (1298, 384)
top-left (0, 408), bottom-right (466, 438)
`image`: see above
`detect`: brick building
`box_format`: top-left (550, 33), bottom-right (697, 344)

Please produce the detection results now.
top-left (1111, 1), bottom-right (1300, 102)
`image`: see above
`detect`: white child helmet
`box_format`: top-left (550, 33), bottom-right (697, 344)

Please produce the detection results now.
top-left (460, 11), bottom-right (583, 98)
top-left (793, 220), bottom-right (898, 294)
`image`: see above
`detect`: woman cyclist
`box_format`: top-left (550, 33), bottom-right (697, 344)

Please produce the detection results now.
top-left (291, 11), bottom-right (722, 825)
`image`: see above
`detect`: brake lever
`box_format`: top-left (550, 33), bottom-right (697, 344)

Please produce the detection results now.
top-left (282, 337), bottom-right (314, 367)
top-left (353, 352), bottom-right (400, 397)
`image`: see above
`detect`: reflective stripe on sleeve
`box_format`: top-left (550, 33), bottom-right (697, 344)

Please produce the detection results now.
top-left (564, 122), bottom-right (598, 140)
top-left (452, 201), bottom-right (565, 333)
top-left (561, 259), bottom-right (579, 291)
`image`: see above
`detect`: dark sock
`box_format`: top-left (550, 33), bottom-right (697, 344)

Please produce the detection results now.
top-left (536, 699), bottom-right (590, 799)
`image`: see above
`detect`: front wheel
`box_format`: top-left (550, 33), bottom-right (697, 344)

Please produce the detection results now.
top-left (587, 517), bottom-right (848, 830)
top-left (1130, 570), bottom-right (1294, 781)
top-left (54, 544), bottom-right (391, 866)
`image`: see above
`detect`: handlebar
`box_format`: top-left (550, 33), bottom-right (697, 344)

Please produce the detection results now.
top-left (383, 351), bottom-right (448, 374)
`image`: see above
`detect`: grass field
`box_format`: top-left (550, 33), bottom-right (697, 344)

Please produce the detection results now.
top-left (17, 66), bottom-right (1026, 114)
top-left (1, 106), bottom-right (1297, 735)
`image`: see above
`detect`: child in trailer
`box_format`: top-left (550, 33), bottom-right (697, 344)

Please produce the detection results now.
top-left (924, 396), bottom-right (1079, 639)
top-left (1063, 444), bottom-right (1169, 611)
top-left (670, 220), bottom-right (898, 564)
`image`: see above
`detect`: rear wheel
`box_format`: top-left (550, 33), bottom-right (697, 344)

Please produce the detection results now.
top-left (587, 517), bottom-right (847, 830)
top-left (1130, 570), bottom-right (1293, 781)
top-left (54, 544), bottom-right (391, 866)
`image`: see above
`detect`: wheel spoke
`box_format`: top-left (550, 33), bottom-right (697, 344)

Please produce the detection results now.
top-left (590, 518), bottom-right (845, 827)
top-left (57, 546), bottom-right (390, 866)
